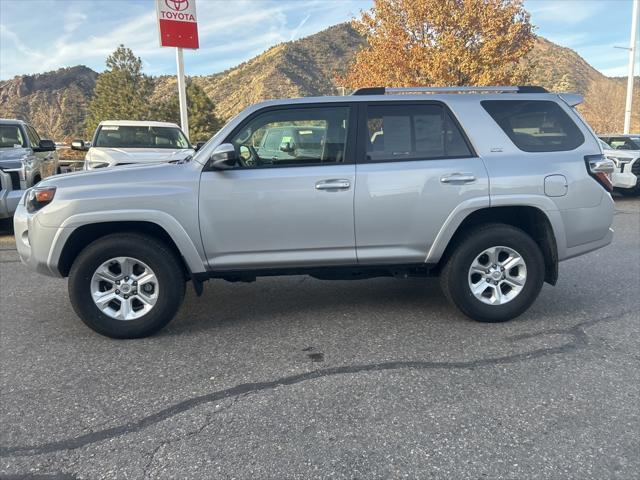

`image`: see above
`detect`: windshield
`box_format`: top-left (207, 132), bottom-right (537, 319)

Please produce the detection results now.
top-left (0, 125), bottom-right (26, 148)
top-left (606, 136), bottom-right (640, 151)
top-left (94, 125), bottom-right (191, 149)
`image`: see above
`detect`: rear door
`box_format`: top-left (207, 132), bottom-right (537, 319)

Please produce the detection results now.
top-left (354, 101), bottom-right (489, 264)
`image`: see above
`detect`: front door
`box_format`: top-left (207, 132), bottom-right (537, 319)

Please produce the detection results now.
top-left (199, 104), bottom-right (357, 270)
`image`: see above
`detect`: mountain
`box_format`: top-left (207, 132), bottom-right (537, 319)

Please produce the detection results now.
top-left (0, 66), bottom-right (97, 140)
top-left (1, 23), bottom-right (637, 139)
top-left (189, 23), bottom-right (365, 120)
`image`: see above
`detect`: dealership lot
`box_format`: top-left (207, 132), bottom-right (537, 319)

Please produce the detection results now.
top-left (0, 198), bottom-right (638, 479)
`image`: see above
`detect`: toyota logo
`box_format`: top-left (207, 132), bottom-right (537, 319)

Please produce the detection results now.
top-left (165, 0), bottom-right (189, 11)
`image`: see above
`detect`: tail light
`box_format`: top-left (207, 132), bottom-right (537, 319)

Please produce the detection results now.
top-left (585, 154), bottom-right (614, 192)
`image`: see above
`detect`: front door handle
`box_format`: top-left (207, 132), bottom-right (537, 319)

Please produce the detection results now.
top-left (440, 173), bottom-right (476, 184)
top-left (315, 179), bottom-right (351, 190)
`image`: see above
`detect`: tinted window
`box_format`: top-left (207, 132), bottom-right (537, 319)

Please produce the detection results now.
top-left (95, 125), bottom-right (190, 149)
top-left (365, 104), bottom-right (472, 162)
top-left (229, 107), bottom-right (349, 168)
top-left (0, 125), bottom-right (26, 148)
top-left (482, 100), bottom-right (584, 152)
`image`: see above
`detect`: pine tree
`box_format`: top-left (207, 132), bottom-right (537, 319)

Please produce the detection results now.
top-left (152, 81), bottom-right (223, 142)
top-left (85, 45), bottom-right (154, 137)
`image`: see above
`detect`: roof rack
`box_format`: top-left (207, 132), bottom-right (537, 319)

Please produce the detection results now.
top-left (351, 86), bottom-right (548, 95)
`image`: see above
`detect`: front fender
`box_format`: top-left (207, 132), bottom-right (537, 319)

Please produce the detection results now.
top-left (48, 210), bottom-right (207, 274)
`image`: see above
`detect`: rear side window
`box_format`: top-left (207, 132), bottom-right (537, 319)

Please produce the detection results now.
top-left (482, 100), bottom-right (584, 152)
top-left (364, 103), bottom-right (473, 162)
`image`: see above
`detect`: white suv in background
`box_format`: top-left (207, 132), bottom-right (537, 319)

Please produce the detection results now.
top-left (71, 120), bottom-right (195, 170)
top-left (599, 135), bottom-right (640, 196)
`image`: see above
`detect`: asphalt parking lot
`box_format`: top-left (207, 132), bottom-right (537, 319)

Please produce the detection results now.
top-left (0, 198), bottom-right (639, 480)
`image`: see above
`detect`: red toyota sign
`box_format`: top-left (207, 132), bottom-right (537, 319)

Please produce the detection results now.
top-left (156, 0), bottom-right (199, 49)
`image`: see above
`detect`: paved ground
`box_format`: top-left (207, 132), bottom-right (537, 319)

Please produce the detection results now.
top-left (0, 198), bottom-right (638, 480)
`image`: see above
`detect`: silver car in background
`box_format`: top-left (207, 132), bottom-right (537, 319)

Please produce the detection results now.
top-left (1, 118), bottom-right (59, 219)
top-left (14, 86), bottom-right (615, 338)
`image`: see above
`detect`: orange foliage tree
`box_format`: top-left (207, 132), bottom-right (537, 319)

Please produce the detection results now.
top-left (339, 0), bottom-right (535, 89)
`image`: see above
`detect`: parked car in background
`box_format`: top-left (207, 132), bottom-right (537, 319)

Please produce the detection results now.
top-left (599, 135), bottom-right (640, 196)
top-left (254, 125), bottom-right (326, 164)
top-left (1, 119), bottom-right (59, 219)
top-left (14, 86), bottom-right (615, 338)
top-left (72, 121), bottom-right (195, 170)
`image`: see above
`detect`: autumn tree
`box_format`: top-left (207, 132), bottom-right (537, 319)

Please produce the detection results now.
top-left (151, 81), bottom-right (223, 142)
top-left (85, 45), bottom-right (154, 136)
top-left (338, 0), bottom-right (535, 89)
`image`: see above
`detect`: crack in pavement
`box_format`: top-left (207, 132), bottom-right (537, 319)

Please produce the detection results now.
top-left (141, 396), bottom-right (239, 479)
top-left (0, 311), bottom-right (629, 459)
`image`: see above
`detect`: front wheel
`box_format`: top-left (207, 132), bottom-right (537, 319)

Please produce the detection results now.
top-left (440, 224), bottom-right (545, 323)
top-left (68, 233), bottom-right (186, 338)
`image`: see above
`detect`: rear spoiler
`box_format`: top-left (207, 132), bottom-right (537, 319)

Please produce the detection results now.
top-left (558, 93), bottom-right (583, 107)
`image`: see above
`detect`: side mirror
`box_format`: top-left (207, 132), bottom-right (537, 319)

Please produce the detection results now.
top-left (71, 139), bottom-right (89, 151)
top-left (195, 141), bottom-right (206, 152)
top-left (35, 139), bottom-right (56, 152)
top-left (209, 143), bottom-right (237, 170)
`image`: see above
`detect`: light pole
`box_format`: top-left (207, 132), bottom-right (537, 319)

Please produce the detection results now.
top-left (624, 0), bottom-right (639, 134)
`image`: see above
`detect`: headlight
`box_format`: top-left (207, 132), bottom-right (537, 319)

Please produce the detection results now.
top-left (26, 187), bottom-right (56, 213)
top-left (606, 156), bottom-right (633, 167)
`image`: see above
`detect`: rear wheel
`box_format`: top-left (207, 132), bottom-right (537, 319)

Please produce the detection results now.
top-left (440, 224), bottom-right (545, 323)
top-left (68, 233), bottom-right (186, 338)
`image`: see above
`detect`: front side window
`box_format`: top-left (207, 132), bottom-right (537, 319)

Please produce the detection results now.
top-left (0, 125), bottom-right (26, 148)
top-left (229, 107), bottom-right (350, 168)
top-left (24, 126), bottom-right (40, 147)
top-left (365, 104), bottom-right (472, 162)
top-left (482, 100), bottom-right (585, 152)
top-left (94, 126), bottom-right (190, 149)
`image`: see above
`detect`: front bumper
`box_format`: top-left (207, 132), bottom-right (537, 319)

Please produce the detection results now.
top-left (0, 188), bottom-right (23, 219)
top-left (13, 203), bottom-right (63, 277)
top-left (612, 171), bottom-right (638, 189)
top-left (0, 170), bottom-right (24, 219)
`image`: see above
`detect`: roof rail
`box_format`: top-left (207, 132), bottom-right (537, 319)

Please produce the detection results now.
top-left (351, 85), bottom-right (548, 95)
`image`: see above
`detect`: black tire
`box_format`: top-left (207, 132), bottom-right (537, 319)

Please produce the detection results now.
top-left (440, 223), bottom-right (545, 323)
top-left (68, 233), bottom-right (186, 338)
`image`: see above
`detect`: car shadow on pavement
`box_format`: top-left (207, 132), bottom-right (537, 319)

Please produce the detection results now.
top-left (164, 276), bottom-right (459, 336)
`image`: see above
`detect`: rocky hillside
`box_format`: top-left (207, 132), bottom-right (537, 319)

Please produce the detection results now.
top-left (1, 23), bottom-right (637, 138)
top-left (0, 66), bottom-right (97, 139)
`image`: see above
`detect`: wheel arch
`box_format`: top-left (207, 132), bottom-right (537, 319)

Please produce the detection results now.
top-left (54, 215), bottom-right (206, 278)
top-left (432, 205), bottom-right (559, 285)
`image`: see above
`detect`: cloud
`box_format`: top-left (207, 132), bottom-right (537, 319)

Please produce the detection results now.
top-left (526, 0), bottom-right (605, 25)
top-left (63, 11), bottom-right (87, 34)
top-left (290, 13), bottom-right (311, 41)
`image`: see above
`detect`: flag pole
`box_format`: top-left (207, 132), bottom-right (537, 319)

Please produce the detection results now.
top-left (176, 47), bottom-right (189, 140)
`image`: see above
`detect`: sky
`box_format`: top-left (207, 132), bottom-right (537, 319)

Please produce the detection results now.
top-left (0, 0), bottom-right (638, 81)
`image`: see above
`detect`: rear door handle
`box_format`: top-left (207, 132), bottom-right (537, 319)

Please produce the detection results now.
top-left (440, 173), bottom-right (476, 184)
top-left (315, 179), bottom-right (351, 190)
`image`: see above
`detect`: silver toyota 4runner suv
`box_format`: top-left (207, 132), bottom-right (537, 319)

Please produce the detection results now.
top-left (13, 86), bottom-right (615, 339)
